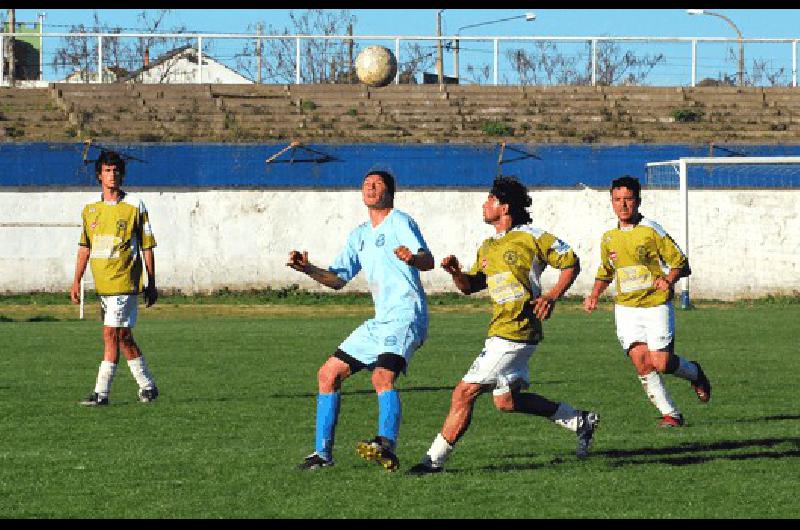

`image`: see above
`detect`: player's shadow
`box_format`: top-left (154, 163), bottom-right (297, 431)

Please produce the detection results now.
top-left (733, 413), bottom-right (800, 423)
top-left (598, 436), bottom-right (800, 467)
top-left (270, 385), bottom-right (454, 399)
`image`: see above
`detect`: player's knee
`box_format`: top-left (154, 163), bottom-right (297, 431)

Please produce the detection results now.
top-left (317, 364), bottom-right (341, 391)
top-left (452, 382), bottom-right (481, 407)
top-left (371, 369), bottom-right (395, 393)
top-left (493, 393), bottom-right (515, 412)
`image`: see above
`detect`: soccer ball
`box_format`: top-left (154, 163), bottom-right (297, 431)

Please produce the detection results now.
top-left (355, 46), bottom-right (397, 87)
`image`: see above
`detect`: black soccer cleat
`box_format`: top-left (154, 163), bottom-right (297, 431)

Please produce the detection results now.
top-left (297, 452), bottom-right (334, 471)
top-left (576, 411), bottom-right (600, 458)
top-left (79, 392), bottom-right (109, 407)
top-left (407, 461), bottom-right (443, 476)
top-left (691, 362), bottom-right (712, 403)
top-left (356, 436), bottom-right (399, 472)
top-left (138, 386), bottom-right (159, 403)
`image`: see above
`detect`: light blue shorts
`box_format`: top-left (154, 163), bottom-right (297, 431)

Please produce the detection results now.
top-left (339, 318), bottom-right (427, 369)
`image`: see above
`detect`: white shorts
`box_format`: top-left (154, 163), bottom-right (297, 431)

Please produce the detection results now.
top-left (462, 336), bottom-right (537, 396)
top-left (100, 295), bottom-right (138, 328)
top-left (614, 302), bottom-right (674, 351)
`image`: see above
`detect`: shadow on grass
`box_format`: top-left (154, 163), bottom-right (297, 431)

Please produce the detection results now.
top-left (0, 315), bottom-right (63, 322)
top-left (599, 437), bottom-right (800, 467)
top-left (270, 385), bottom-right (454, 399)
top-left (734, 414), bottom-right (800, 423)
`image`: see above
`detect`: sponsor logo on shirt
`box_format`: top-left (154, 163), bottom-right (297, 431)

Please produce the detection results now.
top-left (375, 234), bottom-right (385, 247)
top-left (384, 336), bottom-right (397, 346)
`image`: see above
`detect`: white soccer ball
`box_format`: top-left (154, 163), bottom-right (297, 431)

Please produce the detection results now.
top-left (355, 46), bottom-right (397, 88)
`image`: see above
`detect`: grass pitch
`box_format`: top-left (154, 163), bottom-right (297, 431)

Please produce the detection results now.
top-left (1, 298), bottom-right (798, 518)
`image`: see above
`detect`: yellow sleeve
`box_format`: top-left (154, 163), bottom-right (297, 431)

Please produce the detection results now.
top-left (540, 232), bottom-right (578, 270)
top-left (79, 209), bottom-right (90, 247)
top-left (595, 234), bottom-right (614, 282)
top-left (656, 232), bottom-right (687, 270)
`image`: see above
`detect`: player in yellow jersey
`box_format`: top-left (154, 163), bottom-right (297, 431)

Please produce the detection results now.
top-left (408, 176), bottom-right (599, 475)
top-left (584, 176), bottom-right (711, 428)
top-left (70, 150), bottom-right (159, 406)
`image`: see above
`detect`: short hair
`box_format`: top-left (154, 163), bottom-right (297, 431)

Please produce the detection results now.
top-left (364, 170), bottom-right (395, 199)
top-left (610, 175), bottom-right (641, 199)
top-left (95, 150), bottom-right (126, 179)
top-left (491, 175), bottom-right (532, 226)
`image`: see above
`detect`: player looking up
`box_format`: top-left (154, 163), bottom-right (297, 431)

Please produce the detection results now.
top-left (583, 175), bottom-right (712, 427)
top-left (408, 176), bottom-right (599, 475)
top-left (70, 150), bottom-right (159, 406)
top-left (288, 170), bottom-right (434, 472)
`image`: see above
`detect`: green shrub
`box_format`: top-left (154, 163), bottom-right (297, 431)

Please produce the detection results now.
top-left (300, 100), bottom-right (317, 111)
top-left (481, 121), bottom-right (514, 136)
top-left (672, 108), bottom-right (703, 123)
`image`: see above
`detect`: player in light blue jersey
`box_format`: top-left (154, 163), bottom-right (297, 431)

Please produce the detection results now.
top-left (288, 170), bottom-right (434, 472)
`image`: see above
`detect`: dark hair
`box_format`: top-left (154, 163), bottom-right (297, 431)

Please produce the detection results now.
top-left (491, 175), bottom-right (532, 227)
top-left (95, 150), bottom-right (126, 181)
top-left (610, 175), bottom-right (641, 199)
top-left (364, 170), bottom-right (395, 199)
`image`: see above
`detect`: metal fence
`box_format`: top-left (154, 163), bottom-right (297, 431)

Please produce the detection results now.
top-left (1, 31), bottom-right (799, 87)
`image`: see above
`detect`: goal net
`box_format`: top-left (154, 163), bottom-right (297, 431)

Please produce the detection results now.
top-left (645, 156), bottom-right (800, 308)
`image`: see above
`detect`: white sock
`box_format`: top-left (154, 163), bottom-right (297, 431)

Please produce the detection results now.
top-left (639, 371), bottom-right (679, 416)
top-left (549, 402), bottom-right (580, 432)
top-left (672, 356), bottom-right (699, 382)
top-left (94, 360), bottom-right (117, 397)
top-left (426, 433), bottom-right (454, 468)
top-left (127, 355), bottom-right (156, 390)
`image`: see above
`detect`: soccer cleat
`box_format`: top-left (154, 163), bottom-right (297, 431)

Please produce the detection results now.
top-left (79, 392), bottom-right (109, 407)
top-left (576, 411), bottom-right (600, 458)
top-left (690, 362), bottom-right (712, 403)
top-left (659, 413), bottom-right (685, 428)
top-left (356, 436), bottom-right (400, 472)
top-left (297, 453), bottom-right (334, 471)
top-left (138, 386), bottom-right (159, 403)
top-left (407, 461), bottom-right (443, 476)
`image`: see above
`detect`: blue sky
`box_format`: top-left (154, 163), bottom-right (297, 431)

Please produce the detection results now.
top-left (6, 9), bottom-right (800, 85)
top-left (8, 9), bottom-right (800, 38)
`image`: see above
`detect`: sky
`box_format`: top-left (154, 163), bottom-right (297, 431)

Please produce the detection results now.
top-left (5, 9), bottom-right (800, 85)
top-left (7, 9), bottom-right (800, 39)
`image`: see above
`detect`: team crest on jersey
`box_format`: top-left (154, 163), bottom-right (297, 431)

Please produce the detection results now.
top-left (90, 221), bottom-right (98, 230)
top-left (116, 220), bottom-right (128, 233)
top-left (384, 336), bottom-right (397, 347)
top-left (481, 258), bottom-right (488, 270)
top-left (503, 250), bottom-right (518, 265)
top-left (609, 251), bottom-right (617, 261)
top-left (375, 234), bottom-right (385, 247)
top-left (635, 245), bottom-right (648, 262)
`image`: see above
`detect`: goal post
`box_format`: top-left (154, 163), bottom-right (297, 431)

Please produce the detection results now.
top-left (645, 156), bottom-right (800, 309)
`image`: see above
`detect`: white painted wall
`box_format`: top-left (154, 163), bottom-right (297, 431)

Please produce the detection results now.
top-left (1, 189), bottom-right (798, 299)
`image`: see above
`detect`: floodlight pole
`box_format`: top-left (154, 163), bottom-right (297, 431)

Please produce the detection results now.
top-left (688, 9), bottom-right (744, 86)
top-left (436, 10), bottom-right (444, 85)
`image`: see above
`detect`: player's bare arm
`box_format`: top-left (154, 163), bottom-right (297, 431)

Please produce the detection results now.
top-left (533, 261), bottom-right (581, 320)
top-left (654, 263), bottom-right (691, 292)
top-left (143, 248), bottom-right (157, 307)
top-left (394, 246), bottom-right (434, 271)
top-left (441, 255), bottom-right (485, 295)
top-left (583, 279), bottom-right (612, 313)
top-left (287, 250), bottom-right (347, 290)
top-left (70, 246), bottom-right (91, 304)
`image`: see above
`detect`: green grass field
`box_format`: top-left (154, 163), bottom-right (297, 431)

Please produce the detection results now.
top-left (1, 298), bottom-right (799, 518)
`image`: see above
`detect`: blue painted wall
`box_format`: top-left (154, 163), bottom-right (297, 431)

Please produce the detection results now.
top-left (2, 142), bottom-right (800, 188)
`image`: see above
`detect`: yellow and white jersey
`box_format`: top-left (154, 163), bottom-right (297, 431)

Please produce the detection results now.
top-left (79, 192), bottom-right (156, 296)
top-left (469, 224), bottom-right (578, 344)
top-left (595, 216), bottom-right (687, 308)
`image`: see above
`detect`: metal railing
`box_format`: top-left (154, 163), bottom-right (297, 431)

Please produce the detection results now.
top-left (1, 32), bottom-right (798, 87)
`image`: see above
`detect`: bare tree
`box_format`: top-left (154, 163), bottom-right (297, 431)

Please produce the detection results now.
top-left (247, 9), bottom-right (357, 84)
top-left (51, 10), bottom-right (190, 83)
top-left (749, 57), bottom-right (789, 87)
top-left (504, 40), bottom-right (664, 86)
top-left (397, 43), bottom-right (437, 84)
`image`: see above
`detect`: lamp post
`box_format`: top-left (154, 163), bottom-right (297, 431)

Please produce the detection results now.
top-left (453, 12), bottom-right (535, 82)
top-left (436, 9), bottom-right (445, 84)
top-left (687, 9), bottom-right (744, 87)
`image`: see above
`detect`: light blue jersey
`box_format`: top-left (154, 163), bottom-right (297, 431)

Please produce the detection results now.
top-left (329, 209), bottom-right (429, 366)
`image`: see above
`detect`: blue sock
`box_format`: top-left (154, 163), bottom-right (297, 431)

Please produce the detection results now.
top-left (315, 392), bottom-right (340, 461)
top-left (377, 389), bottom-right (402, 448)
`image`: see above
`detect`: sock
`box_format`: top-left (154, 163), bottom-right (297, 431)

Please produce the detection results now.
top-left (315, 392), bottom-right (340, 461)
top-left (672, 356), bottom-right (699, 382)
top-left (639, 371), bottom-right (679, 416)
top-left (377, 390), bottom-right (401, 449)
top-left (127, 355), bottom-right (156, 390)
top-left (549, 402), bottom-right (581, 432)
top-left (426, 432), bottom-right (454, 468)
top-left (94, 360), bottom-right (117, 398)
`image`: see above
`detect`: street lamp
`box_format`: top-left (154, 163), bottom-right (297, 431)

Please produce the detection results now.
top-left (453, 12), bottom-right (536, 82)
top-left (687, 9), bottom-right (744, 87)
